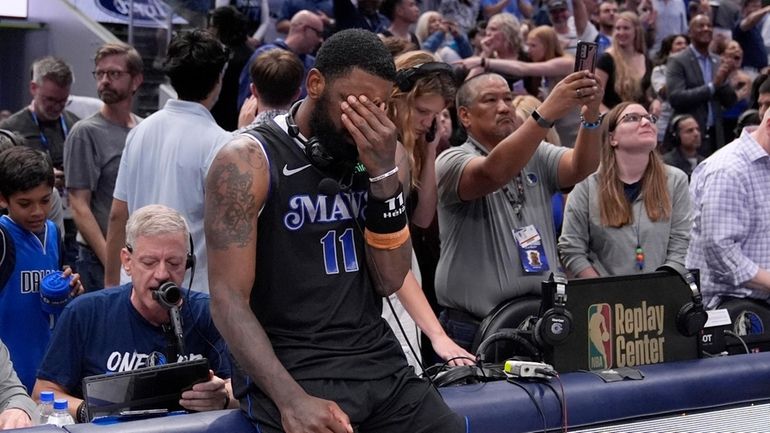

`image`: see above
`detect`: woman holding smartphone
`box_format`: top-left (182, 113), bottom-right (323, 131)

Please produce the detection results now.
top-left (558, 102), bottom-right (692, 277)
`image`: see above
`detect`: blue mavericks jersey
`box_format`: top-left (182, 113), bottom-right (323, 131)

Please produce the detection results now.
top-left (0, 215), bottom-right (60, 391)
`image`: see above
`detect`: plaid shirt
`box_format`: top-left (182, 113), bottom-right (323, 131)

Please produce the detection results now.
top-left (686, 129), bottom-right (770, 308)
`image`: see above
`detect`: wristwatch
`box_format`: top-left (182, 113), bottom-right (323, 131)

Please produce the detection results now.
top-left (531, 109), bottom-right (555, 128)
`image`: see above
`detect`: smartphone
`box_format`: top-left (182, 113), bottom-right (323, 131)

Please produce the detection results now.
top-left (425, 117), bottom-right (438, 143)
top-left (574, 41), bottom-right (598, 73)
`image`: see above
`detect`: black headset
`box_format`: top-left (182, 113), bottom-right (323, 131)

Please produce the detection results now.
top-left (126, 234), bottom-right (195, 271)
top-left (475, 329), bottom-right (541, 363)
top-left (656, 264), bottom-right (708, 337)
top-left (534, 274), bottom-right (573, 347)
top-left (395, 62), bottom-right (455, 92)
top-left (0, 129), bottom-right (21, 148)
top-left (286, 100), bottom-right (331, 169)
top-left (666, 114), bottom-right (691, 149)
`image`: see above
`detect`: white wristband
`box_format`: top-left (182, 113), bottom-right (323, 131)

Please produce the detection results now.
top-left (369, 166), bottom-right (399, 183)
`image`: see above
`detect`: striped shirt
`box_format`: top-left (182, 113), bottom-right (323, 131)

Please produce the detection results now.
top-left (686, 129), bottom-right (770, 308)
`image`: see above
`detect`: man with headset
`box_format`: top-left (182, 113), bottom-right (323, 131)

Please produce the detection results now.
top-left (206, 29), bottom-right (464, 433)
top-left (33, 205), bottom-right (236, 423)
top-left (663, 114), bottom-right (704, 179)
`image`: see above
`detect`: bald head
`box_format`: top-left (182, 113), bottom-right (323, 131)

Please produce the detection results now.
top-left (290, 10), bottom-right (323, 32)
top-left (456, 73), bottom-right (508, 108)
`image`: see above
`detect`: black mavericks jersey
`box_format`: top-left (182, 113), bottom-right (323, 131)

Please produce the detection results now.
top-left (238, 120), bottom-right (407, 384)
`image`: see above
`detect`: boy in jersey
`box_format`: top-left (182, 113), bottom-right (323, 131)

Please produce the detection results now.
top-left (0, 147), bottom-right (83, 392)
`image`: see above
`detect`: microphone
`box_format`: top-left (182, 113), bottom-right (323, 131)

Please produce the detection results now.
top-left (318, 177), bottom-right (344, 196)
top-left (153, 281), bottom-right (182, 309)
top-left (154, 281), bottom-right (185, 360)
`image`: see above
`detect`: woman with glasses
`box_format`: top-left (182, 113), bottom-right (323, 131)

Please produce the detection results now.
top-left (558, 102), bottom-right (692, 277)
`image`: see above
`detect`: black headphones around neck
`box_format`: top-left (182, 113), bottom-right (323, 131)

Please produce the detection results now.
top-left (286, 100), bottom-right (354, 174)
top-left (534, 274), bottom-right (574, 347)
top-left (0, 129), bottom-right (22, 148)
top-left (395, 62), bottom-right (455, 92)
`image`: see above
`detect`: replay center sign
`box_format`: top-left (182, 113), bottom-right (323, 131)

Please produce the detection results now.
top-left (70, 0), bottom-right (188, 26)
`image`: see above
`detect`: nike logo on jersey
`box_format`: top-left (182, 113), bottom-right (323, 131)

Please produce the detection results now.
top-left (282, 164), bottom-right (312, 176)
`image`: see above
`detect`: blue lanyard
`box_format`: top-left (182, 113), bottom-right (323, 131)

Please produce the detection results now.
top-left (29, 110), bottom-right (68, 152)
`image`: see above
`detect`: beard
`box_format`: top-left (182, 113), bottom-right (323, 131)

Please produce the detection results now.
top-left (309, 91), bottom-right (359, 170)
top-left (98, 86), bottom-right (129, 104)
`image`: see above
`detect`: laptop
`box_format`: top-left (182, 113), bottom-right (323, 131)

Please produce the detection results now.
top-left (82, 358), bottom-right (210, 421)
top-left (541, 271), bottom-right (700, 373)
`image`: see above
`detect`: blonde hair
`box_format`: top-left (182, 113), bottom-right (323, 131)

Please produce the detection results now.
top-left (389, 51), bottom-right (456, 189)
top-left (608, 11), bottom-right (647, 103)
top-left (415, 11), bottom-right (442, 44)
top-left (528, 26), bottom-right (564, 61)
top-left (598, 102), bottom-right (671, 227)
top-left (512, 94), bottom-right (561, 145)
top-left (488, 13), bottom-right (522, 56)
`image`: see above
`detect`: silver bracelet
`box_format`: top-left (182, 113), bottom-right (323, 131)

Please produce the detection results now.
top-left (369, 166), bottom-right (399, 183)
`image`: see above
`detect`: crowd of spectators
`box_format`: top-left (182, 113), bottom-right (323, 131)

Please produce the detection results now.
top-left (2, 0), bottom-right (770, 429)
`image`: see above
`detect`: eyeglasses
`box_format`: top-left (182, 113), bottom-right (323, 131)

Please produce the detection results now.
top-left (92, 70), bottom-right (129, 81)
top-left (619, 112), bottom-right (657, 125)
top-left (305, 25), bottom-right (324, 37)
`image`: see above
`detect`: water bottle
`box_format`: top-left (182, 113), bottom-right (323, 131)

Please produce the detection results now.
top-left (32, 391), bottom-right (55, 425)
top-left (45, 399), bottom-right (75, 426)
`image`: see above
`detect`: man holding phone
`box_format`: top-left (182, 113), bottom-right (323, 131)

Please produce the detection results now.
top-left (434, 70), bottom-right (603, 350)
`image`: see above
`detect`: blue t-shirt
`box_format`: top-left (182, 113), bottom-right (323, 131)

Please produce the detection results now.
top-left (36, 284), bottom-right (231, 397)
top-left (278, 0), bottom-right (333, 21)
top-left (481, 0), bottom-right (532, 20)
top-left (0, 216), bottom-right (60, 392)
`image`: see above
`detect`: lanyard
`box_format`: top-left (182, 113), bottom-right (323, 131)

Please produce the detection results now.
top-left (29, 110), bottom-right (68, 152)
top-left (470, 139), bottom-right (526, 219)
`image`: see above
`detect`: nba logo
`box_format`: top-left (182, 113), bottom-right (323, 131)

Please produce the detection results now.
top-left (588, 303), bottom-right (613, 369)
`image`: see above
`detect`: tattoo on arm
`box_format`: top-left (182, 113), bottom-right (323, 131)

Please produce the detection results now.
top-left (207, 143), bottom-right (264, 250)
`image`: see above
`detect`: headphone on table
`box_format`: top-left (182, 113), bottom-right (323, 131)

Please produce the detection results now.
top-left (534, 274), bottom-right (573, 347)
top-left (395, 62), bottom-right (455, 92)
top-left (656, 264), bottom-right (708, 337)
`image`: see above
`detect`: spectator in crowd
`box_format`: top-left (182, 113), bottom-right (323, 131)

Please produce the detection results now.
top-left (415, 11), bottom-right (473, 61)
top-left (686, 96), bottom-right (770, 309)
top-left (666, 14), bottom-right (738, 156)
top-left (237, 10), bottom-right (323, 109)
top-left (719, 40), bottom-right (753, 143)
top-left (733, 0), bottom-right (770, 72)
top-left (335, 0), bottom-right (390, 33)
top-left (481, 0), bottom-right (533, 20)
top-left (559, 102), bottom-right (692, 277)
top-left (209, 6), bottom-right (255, 132)
top-left (0, 146), bottom-right (83, 392)
top-left (275, 0), bottom-right (333, 34)
top-left (439, 0), bottom-right (480, 35)
top-left (596, 11), bottom-right (655, 113)
top-left (205, 29), bottom-right (465, 433)
top-left (0, 57), bottom-right (79, 171)
top-left (386, 51), bottom-right (474, 367)
top-left (547, 0), bottom-right (598, 56)
top-left (379, 0), bottom-right (421, 47)
top-left (651, 34), bottom-right (690, 144)
top-left (756, 76), bottom-right (770, 118)
top-left (435, 71), bottom-right (602, 348)
top-left (0, 132), bottom-right (64, 235)
top-left (216, 0), bottom-right (271, 47)
top-left (458, 26), bottom-right (580, 146)
top-left (64, 42), bottom-right (144, 293)
top-left (662, 114), bottom-right (705, 178)
top-left (650, 0), bottom-right (687, 55)
top-left (0, 57), bottom-right (80, 267)
top-left (0, 338), bottom-right (35, 430)
top-left (236, 48), bottom-right (305, 130)
top-left (104, 29), bottom-right (231, 293)
top-left (34, 204), bottom-right (236, 422)
top-left (595, 0), bottom-right (618, 54)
